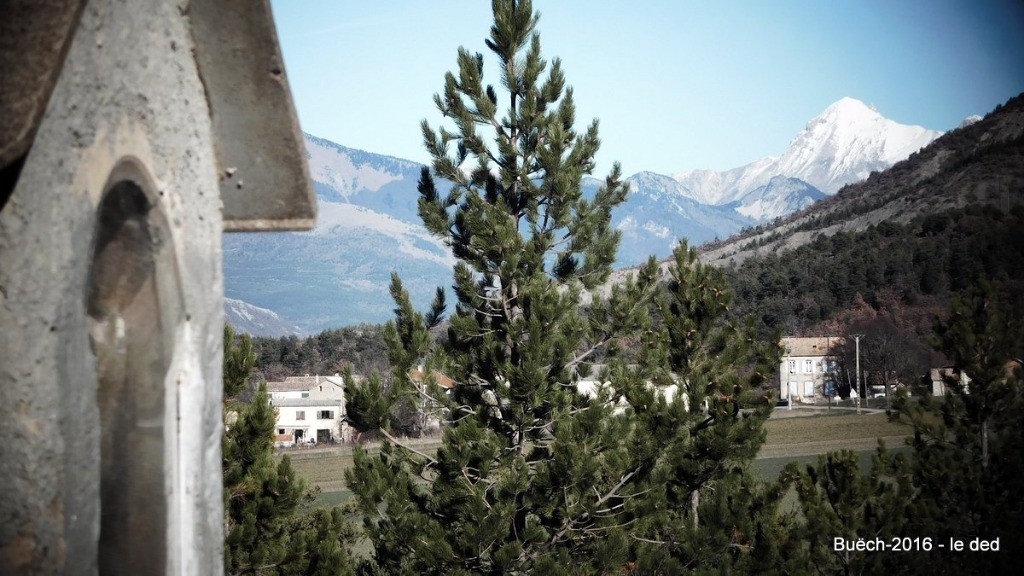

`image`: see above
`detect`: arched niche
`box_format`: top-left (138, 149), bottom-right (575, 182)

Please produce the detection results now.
top-left (86, 159), bottom-right (181, 575)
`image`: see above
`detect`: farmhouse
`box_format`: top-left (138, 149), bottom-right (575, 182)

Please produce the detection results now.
top-left (267, 375), bottom-right (352, 446)
top-left (927, 367), bottom-right (963, 396)
top-left (780, 336), bottom-right (843, 403)
top-left (576, 365), bottom-right (708, 413)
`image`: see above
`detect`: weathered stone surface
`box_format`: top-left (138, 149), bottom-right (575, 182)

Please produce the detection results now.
top-left (0, 1), bottom-right (227, 573)
top-left (190, 0), bottom-right (317, 231)
top-left (0, 0), bottom-right (84, 170)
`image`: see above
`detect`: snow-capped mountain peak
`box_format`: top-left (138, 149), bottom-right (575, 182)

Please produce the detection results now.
top-left (814, 96), bottom-right (883, 125)
top-left (775, 97), bottom-right (941, 193)
top-left (958, 115), bottom-right (983, 129)
top-left (671, 98), bottom-right (943, 207)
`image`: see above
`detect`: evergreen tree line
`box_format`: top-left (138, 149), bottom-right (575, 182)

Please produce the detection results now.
top-left (723, 204), bottom-right (1024, 344)
top-left (248, 324), bottom-right (390, 383)
top-left (778, 281), bottom-right (1024, 575)
top-left (226, 285), bottom-right (1024, 575)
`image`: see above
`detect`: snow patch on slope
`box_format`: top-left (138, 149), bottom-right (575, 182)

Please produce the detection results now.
top-left (305, 136), bottom-right (405, 199)
top-left (735, 176), bottom-right (824, 221)
top-left (224, 298), bottom-right (302, 336)
top-left (958, 115), bottom-right (983, 129)
top-left (312, 202), bottom-right (455, 267)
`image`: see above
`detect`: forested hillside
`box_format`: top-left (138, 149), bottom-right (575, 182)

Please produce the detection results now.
top-left (701, 92), bottom-right (1024, 267)
top-left (725, 204), bottom-right (1024, 339)
top-left (704, 93), bottom-right (1024, 380)
top-left (248, 324), bottom-right (389, 382)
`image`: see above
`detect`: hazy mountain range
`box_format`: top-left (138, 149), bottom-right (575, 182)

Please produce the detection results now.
top-left (223, 97), bottom-right (946, 335)
top-left (224, 298), bottom-right (302, 337)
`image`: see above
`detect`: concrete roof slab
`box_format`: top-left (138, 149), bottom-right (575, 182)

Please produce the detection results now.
top-left (189, 0), bottom-right (317, 231)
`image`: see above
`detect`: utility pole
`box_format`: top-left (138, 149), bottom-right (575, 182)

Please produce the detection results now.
top-left (785, 344), bottom-right (793, 410)
top-left (852, 334), bottom-right (864, 413)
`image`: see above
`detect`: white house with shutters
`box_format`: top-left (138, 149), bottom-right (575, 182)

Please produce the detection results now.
top-left (780, 336), bottom-right (843, 403)
top-left (266, 375), bottom-right (354, 446)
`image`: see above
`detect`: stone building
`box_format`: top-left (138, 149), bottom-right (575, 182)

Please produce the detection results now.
top-left (0, 1), bottom-right (315, 573)
top-left (780, 336), bottom-right (843, 403)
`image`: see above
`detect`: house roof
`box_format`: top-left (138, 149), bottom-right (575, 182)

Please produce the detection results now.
top-left (266, 375), bottom-right (320, 393)
top-left (266, 374), bottom-right (352, 393)
top-left (322, 375), bottom-right (349, 387)
top-left (409, 368), bottom-right (456, 389)
top-left (781, 336), bottom-right (844, 358)
top-left (266, 374), bottom-right (358, 395)
top-left (271, 398), bottom-right (343, 408)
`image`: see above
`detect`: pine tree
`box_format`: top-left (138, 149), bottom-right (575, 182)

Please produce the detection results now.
top-left (894, 280), bottom-right (1024, 574)
top-left (222, 326), bottom-right (357, 576)
top-left (225, 325), bottom-right (257, 400)
top-left (223, 382), bottom-right (309, 574)
top-left (344, 2), bottom-right (779, 573)
top-left (626, 243), bottom-right (783, 573)
top-left (780, 448), bottom-right (913, 575)
top-left (787, 281), bottom-right (1023, 575)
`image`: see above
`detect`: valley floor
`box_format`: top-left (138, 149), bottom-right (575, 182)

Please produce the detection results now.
top-left (280, 411), bottom-right (911, 505)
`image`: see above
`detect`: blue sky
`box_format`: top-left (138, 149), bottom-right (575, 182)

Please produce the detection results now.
top-left (271, 1), bottom-right (1024, 177)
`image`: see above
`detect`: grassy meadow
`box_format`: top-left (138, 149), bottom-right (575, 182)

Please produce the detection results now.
top-left (281, 410), bottom-right (912, 510)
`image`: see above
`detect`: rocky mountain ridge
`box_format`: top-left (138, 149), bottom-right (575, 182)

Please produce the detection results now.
top-left (598, 93), bottom-right (1023, 291)
top-left (223, 97), bottom-right (964, 333)
top-left (672, 97), bottom-right (943, 205)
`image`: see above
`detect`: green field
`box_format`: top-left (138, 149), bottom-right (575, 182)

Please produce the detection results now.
top-left (280, 410), bottom-right (912, 509)
top-left (284, 436), bottom-right (444, 506)
top-left (760, 410), bottom-right (910, 458)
